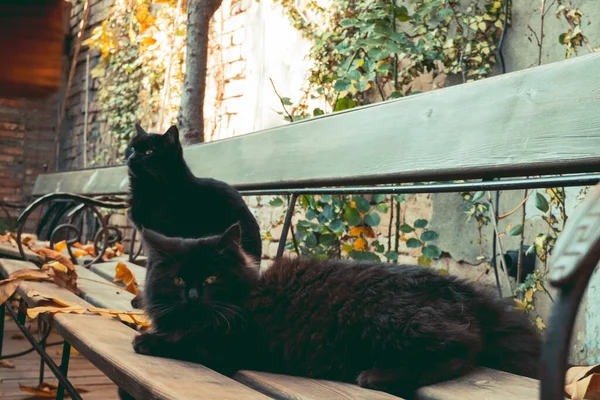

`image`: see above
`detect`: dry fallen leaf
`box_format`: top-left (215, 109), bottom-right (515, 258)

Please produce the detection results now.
top-left (20, 382), bottom-right (88, 398)
top-left (103, 247), bottom-right (116, 260)
top-left (0, 269), bottom-right (51, 305)
top-left (115, 242), bottom-right (124, 255)
top-left (566, 364), bottom-right (600, 399)
top-left (54, 240), bottom-right (67, 252)
top-left (74, 242), bottom-right (96, 256)
top-left (0, 233), bottom-right (9, 242)
top-left (41, 264), bottom-right (79, 295)
top-left (21, 233), bottom-right (37, 247)
top-left (349, 226), bottom-right (376, 238)
top-left (0, 360), bottom-right (15, 369)
top-left (72, 249), bottom-right (89, 258)
top-left (27, 305), bottom-right (88, 319)
top-left (32, 247), bottom-right (75, 271)
top-left (114, 262), bottom-right (139, 295)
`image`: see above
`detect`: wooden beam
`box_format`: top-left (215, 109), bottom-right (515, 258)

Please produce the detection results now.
top-left (34, 53), bottom-right (600, 195)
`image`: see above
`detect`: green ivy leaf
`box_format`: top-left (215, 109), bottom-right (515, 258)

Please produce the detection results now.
top-left (320, 233), bottom-right (336, 247)
top-left (422, 245), bottom-right (442, 259)
top-left (322, 204), bottom-right (334, 220)
top-left (375, 203), bottom-right (389, 213)
top-left (344, 208), bottom-right (361, 226)
top-left (269, 197), bottom-right (285, 207)
top-left (374, 194), bottom-right (386, 203)
top-left (400, 224), bottom-right (414, 233)
top-left (365, 213), bottom-right (381, 227)
top-left (306, 209), bottom-right (317, 221)
top-left (535, 193), bottom-right (550, 213)
top-left (334, 79), bottom-right (352, 92)
top-left (385, 252), bottom-right (399, 261)
top-left (471, 191), bottom-right (486, 202)
top-left (329, 220), bottom-right (345, 233)
top-left (340, 18), bottom-right (358, 27)
top-left (334, 97), bottom-right (357, 111)
top-left (353, 196), bottom-right (371, 213)
top-left (406, 238), bottom-right (423, 248)
top-left (349, 251), bottom-right (381, 262)
top-left (281, 97), bottom-right (293, 106)
top-left (414, 219), bottom-right (428, 228)
top-left (420, 230), bottom-right (439, 242)
top-left (508, 224), bottom-right (524, 236)
top-left (305, 233), bottom-right (317, 248)
top-left (313, 108), bottom-right (325, 116)
top-left (320, 195), bottom-right (332, 203)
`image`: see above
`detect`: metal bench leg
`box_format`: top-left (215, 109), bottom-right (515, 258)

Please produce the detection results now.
top-left (4, 304), bottom-right (83, 400)
top-left (276, 194), bottom-right (298, 260)
top-left (38, 318), bottom-right (46, 386)
top-left (56, 341), bottom-right (72, 400)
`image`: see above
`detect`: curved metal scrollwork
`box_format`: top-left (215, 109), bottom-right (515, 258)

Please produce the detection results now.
top-left (17, 193), bottom-right (129, 268)
top-left (541, 184), bottom-right (600, 400)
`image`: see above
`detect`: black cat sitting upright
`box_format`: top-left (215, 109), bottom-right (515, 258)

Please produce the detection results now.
top-left (125, 124), bottom-right (262, 306)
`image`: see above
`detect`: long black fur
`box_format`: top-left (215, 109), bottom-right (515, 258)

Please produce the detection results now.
top-left (132, 223), bottom-right (541, 398)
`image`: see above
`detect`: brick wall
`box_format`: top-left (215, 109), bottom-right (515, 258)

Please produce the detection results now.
top-left (0, 97), bottom-right (58, 231)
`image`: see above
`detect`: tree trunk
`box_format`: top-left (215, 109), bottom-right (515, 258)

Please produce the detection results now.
top-left (178, 0), bottom-right (223, 146)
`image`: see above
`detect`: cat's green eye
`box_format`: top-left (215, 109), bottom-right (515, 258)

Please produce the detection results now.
top-left (174, 277), bottom-right (185, 286)
top-left (204, 276), bottom-right (217, 285)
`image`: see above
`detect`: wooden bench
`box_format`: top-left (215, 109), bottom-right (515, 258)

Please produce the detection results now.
top-left (2, 52), bottom-right (600, 399)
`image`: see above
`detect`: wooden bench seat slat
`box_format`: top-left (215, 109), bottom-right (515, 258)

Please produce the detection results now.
top-left (0, 259), bottom-right (271, 400)
top-left (75, 265), bottom-right (136, 311)
top-left (89, 260), bottom-right (147, 287)
top-left (234, 370), bottom-right (402, 400)
top-left (414, 368), bottom-right (539, 399)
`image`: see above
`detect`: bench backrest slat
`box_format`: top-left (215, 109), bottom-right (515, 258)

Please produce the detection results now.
top-left (33, 53), bottom-right (600, 196)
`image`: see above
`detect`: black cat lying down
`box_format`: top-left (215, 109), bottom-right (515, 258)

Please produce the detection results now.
top-left (132, 223), bottom-right (540, 397)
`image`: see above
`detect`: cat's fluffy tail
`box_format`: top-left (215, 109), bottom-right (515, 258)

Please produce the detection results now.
top-left (477, 297), bottom-right (542, 379)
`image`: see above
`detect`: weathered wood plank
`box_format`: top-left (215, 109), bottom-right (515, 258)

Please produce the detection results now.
top-left (234, 370), bottom-right (401, 400)
top-left (75, 265), bottom-right (136, 311)
top-left (0, 259), bottom-right (270, 400)
top-left (89, 260), bottom-right (146, 287)
top-left (414, 368), bottom-right (539, 399)
top-left (32, 53), bottom-right (600, 196)
top-left (0, 242), bottom-right (38, 262)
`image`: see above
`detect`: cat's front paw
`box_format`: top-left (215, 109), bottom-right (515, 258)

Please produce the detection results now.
top-left (132, 334), bottom-right (156, 355)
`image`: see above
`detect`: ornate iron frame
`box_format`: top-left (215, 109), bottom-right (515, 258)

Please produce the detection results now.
top-left (0, 173), bottom-right (598, 400)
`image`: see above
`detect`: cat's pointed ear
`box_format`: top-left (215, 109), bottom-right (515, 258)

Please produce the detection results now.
top-left (217, 222), bottom-right (242, 251)
top-left (164, 125), bottom-right (180, 144)
top-left (134, 123), bottom-right (147, 138)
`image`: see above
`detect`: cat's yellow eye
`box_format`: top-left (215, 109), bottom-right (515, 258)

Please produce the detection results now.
top-left (204, 276), bottom-right (217, 285)
top-left (174, 277), bottom-right (185, 286)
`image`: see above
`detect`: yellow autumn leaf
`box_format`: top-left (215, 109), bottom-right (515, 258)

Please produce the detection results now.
top-left (353, 238), bottom-right (367, 251)
top-left (46, 260), bottom-right (68, 274)
top-left (114, 262), bottom-right (139, 295)
top-left (525, 288), bottom-right (534, 302)
top-left (536, 316), bottom-right (547, 331)
top-left (514, 298), bottom-right (528, 310)
top-left (54, 240), bottom-right (67, 252)
top-left (536, 281), bottom-right (544, 292)
top-left (27, 305), bottom-right (87, 319)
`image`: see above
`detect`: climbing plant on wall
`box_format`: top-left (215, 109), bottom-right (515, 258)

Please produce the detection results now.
top-left (84, 0), bottom-right (185, 165)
